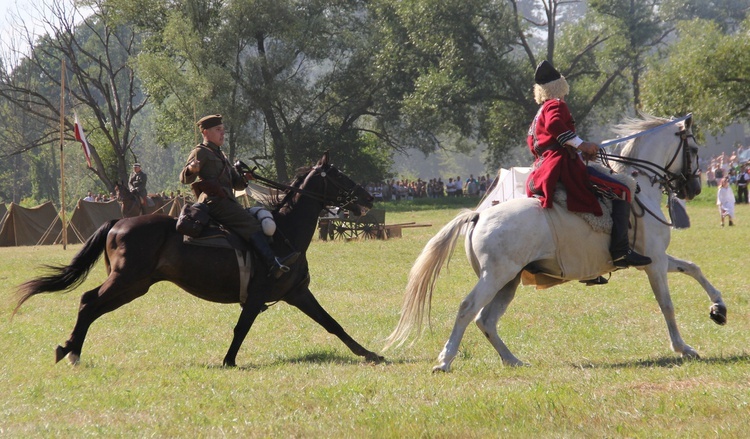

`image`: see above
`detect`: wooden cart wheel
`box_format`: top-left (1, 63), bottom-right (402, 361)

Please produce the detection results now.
top-left (361, 224), bottom-right (377, 239)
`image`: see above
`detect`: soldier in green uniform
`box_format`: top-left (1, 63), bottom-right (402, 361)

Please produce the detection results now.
top-left (129, 163), bottom-right (150, 206)
top-left (180, 114), bottom-right (299, 278)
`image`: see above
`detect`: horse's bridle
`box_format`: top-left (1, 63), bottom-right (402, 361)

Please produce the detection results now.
top-left (599, 121), bottom-right (699, 226)
top-left (599, 124), bottom-right (699, 198)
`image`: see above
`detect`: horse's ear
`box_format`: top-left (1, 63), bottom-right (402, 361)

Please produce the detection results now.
top-left (685, 113), bottom-right (693, 130)
top-left (318, 150), bottom-right (330, 167)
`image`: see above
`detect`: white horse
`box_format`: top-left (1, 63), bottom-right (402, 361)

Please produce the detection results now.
top-left (386, 114), bottom-right (727, 372)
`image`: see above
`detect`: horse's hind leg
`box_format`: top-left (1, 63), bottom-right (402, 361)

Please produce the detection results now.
top-left (668, 254), bottom-right (727, 325)
top-left (56, 275), bottom-right (151, 365)
top-left (474, 273), bottom-right (525, 367)
top-left (434, 276), bottom-right (507, 373)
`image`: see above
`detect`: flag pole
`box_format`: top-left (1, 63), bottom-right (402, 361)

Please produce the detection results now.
top-left (59, 58), bottom-right (67, 249)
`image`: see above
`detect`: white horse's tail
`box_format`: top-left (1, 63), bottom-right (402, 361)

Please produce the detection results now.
top-left (384, 209), bottom-right (479, 349)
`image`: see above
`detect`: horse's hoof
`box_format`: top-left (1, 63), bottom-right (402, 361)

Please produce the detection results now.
top-left (222, 359), bottom-right (237, 368)
top-left (709, 304), bottom-right (727, 325)
top-left (55, 345), bottom-right (67, 364)
top-left (432, 365), bottom-right (449, 373)
top-left (365, 352), bottom-right (384, 363)
top-left (681, 349), bottom-right (700, 359)
top-left (506, 360), bottom-right (530, 367)
top-left (68, 353), bottom-right (80, 366)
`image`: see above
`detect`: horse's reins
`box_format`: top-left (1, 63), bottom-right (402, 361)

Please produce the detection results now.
top-left (247, 165), bottom-right (365, 213)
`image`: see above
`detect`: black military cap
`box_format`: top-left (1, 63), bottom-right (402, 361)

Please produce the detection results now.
top-left (534, 60), bottom-right (561, 85)
top-left (197, 114), bottom-right (223, 130)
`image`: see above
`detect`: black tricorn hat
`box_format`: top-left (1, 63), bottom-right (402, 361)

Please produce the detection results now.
top-left (534, 60), bottom-right (561, 85)
top-left (197, 114), bottom-right (223, 130)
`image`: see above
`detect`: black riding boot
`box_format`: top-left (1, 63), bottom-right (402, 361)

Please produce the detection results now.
top-left (248, 231), bottom-right (300, 279)
top-left (610, 199), bottom-right (652, 268)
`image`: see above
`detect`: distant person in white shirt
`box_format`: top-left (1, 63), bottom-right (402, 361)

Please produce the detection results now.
top-left (717, 177), bottom-right (736, 227)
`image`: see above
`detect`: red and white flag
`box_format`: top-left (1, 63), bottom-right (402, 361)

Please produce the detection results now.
top-left (73, 111), bottom-right (92, 167)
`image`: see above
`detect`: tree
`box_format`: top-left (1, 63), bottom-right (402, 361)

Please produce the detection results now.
top-left (0, 0), bottom-right (148, 207)
top-left (641, 18), bottom-right (750, 134)
top-left (135, 0), bottom-right (397, 182)
top-left (586, 0), bottom-right (676, 112)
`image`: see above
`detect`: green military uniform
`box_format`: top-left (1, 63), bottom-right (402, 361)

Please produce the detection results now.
top-left (179, 141), bottom-right (261, 238)
top-left (184, 113), bottom-right (298, 279)
top-left (129, 169), bottom-right (148, 198)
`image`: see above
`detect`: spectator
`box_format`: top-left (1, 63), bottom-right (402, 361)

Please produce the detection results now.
top-left (445, 178), bottom-right (456, 197)
top-left (736, 165), bottom-right (749, 204)
top-left (717, 177), bottom-right (736, 227)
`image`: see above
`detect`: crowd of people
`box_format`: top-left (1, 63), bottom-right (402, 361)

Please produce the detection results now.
top-left (704, 145), bottom-right (750, 199)
top-left (366, 174), bottom-right (494, 201)
top-left (82, 189), bottom-right (187, 203)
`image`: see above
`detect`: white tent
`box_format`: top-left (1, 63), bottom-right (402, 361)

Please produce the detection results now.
top-left (476, 167), bottom-right (531, 212)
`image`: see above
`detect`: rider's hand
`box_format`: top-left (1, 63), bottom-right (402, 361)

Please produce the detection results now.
top-left (187, 159), bottom-right (201, 174)
top-left (578, 142), bottom-right (600, 161)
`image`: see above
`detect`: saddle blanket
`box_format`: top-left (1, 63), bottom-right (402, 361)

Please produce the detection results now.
top-left (183, 232), bottom-right (254, 304)
top-left (521, 165), bottom-right (637, 289)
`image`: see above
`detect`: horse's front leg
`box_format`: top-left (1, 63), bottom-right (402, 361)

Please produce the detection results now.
top-left (645, 261), bottom-right (699, 359)
top-left (223, 301), bottom-right (264, 367)
top-left (285, 286), bottom-right (384, 363)
top-left (667, 254), bottom-right (727, 325)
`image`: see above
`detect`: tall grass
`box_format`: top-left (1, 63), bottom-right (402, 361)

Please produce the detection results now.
top-left (1, 200), bottom-right (749, 437)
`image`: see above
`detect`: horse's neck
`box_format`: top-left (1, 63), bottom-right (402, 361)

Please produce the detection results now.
top-left (121, 194), bottom-right (142, 217)
top-left (275, 194), bottom-right (323, 252)
top-left (123, 202), bottom-right (141, 217)
top-left (620, 132), bottom-right (678, 202)
top-left (633, 173), bottom-right (663, 203)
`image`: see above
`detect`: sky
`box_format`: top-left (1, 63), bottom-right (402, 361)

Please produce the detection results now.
top-left (1, 0), bottom-right (58, 61)
top-left (1, 0), bottom-right (44, 34)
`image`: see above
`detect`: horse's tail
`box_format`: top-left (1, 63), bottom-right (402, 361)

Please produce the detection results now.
top-left (384, 209), bottom-right (479, 349)
top-left (13, 219), bottom-right (119, 317)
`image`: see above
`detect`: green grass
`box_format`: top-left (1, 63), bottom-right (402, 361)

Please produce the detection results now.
top-left (2, 200), bottom-right (749, 437)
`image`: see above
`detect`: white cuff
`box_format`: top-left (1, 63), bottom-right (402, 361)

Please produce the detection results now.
top-left (566, 136), bottom-right (583, 148)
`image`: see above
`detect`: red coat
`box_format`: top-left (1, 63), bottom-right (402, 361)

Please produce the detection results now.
top-left (526, 99), bottom-right (602, 216)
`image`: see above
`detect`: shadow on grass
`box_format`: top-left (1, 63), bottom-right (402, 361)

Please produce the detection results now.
top-left (203, 349), bottom-right (432, 370)
top-left (571, 352), bottom-right (750, 369)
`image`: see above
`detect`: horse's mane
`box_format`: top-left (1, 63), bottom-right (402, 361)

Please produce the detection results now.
top-left (269, 165), bottom-right (314, 213)
top-left (611, 113), bottom-right (677, 158)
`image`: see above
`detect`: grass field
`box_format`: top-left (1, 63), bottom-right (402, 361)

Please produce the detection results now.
top-left (2, 193), bottom-right (749, 437)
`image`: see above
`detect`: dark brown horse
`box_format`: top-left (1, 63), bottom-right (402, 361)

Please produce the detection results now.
top-left (15, 152), bottom-right (383, 367)
top-left (114, 182), bottom-right (170, 217)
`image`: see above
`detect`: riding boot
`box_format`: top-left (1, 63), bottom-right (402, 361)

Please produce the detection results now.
top-left (610, 199), bottom-right (652, 268)
top-left (248, 231), bottom-right (300, 279)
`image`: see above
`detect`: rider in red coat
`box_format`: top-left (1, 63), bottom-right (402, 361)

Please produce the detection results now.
top-left (526, 60), bottom-right (651, 268)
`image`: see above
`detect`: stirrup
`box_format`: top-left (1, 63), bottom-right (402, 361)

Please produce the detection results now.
top-left (268, 260), bottom-right (290, 279)
top-left (579, 275), bottom-right (609, 286)
top-left (268, 252), bottom-right (300, 279)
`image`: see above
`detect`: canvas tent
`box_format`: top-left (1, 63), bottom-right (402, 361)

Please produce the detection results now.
top-left (0, 203), bottom-right (7, 231)
top-left (167, 196), bottom-right (191, 217)
top-left (63, 199), bottom-right (123, 244)
top-left (476, 167), bottom-right (531, 212)
top-left (0, 202), bottom-right (62, 246)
